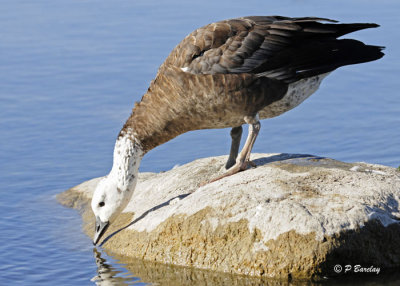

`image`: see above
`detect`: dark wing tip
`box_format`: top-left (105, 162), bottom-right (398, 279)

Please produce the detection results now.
top-left (352, 22), bottom-right (380, 28)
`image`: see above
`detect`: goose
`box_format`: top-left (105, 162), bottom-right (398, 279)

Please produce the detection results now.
top-left (91, 16), bottom-right (384, 245)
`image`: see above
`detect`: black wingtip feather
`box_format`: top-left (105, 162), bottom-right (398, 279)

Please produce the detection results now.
top-left (289, 40), bottom-right (385, 82)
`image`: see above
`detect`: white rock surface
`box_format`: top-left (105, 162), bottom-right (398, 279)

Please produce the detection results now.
top-left (125, 154), bottom-right (400, 241)
top-left (59, 153), bottom-right (400, 279)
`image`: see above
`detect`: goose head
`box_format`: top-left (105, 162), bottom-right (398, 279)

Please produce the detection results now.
top-left (91, 177), bottom-right (131, 245)
top-left (91, 130), bottom-right (143, 245)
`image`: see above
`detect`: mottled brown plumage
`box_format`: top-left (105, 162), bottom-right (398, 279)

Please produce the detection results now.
top-left (123, 67), bottom-right (287, 151)
top-left (121, 16), bottom-right (383, 154)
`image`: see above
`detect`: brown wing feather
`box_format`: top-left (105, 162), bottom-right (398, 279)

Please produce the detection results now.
top-left (160, 16), bottom-right (382, 82)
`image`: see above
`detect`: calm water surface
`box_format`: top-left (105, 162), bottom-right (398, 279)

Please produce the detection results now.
top-left (0, 0), bottom-right (399, 285)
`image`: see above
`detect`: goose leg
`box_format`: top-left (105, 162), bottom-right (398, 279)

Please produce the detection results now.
top-left (225, 126), bottom-right (243, 169)
top-left (206, 116), bottom-right (260, 184)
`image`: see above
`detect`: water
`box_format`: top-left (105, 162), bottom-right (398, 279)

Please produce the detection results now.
top-left (0, 0), bottom-right (399, 285)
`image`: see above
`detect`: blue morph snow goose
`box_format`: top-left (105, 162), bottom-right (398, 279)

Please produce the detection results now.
top-left (91, 16), bottom-right (384, 245)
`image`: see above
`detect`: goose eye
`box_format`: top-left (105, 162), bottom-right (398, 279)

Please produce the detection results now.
top-left (99, 202), bottom-right (105, 207)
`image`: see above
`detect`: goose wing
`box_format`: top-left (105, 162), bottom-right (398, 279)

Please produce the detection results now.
top-left (162, 16), bottom-right (382, 82)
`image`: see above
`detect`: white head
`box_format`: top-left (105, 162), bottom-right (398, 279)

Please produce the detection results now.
top-left (91, 130), bottom-right (143, 245)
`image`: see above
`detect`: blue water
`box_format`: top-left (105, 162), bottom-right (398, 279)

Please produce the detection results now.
top-left (0, 0), bottom-right (399, 285)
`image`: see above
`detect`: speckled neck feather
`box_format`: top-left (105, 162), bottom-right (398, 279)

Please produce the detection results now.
top-left (110, 129), bottom-right (143, 192)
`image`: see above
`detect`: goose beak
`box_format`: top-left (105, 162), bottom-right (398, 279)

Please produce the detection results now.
top-left (93, 216), bottom-right (109, 245)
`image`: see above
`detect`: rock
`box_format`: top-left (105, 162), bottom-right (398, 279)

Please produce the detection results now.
top-left (57, 153), bottom-right (400, 280)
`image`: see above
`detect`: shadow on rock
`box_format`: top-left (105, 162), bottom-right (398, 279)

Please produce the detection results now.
top-left (99, 193), bottom-right (191, 247)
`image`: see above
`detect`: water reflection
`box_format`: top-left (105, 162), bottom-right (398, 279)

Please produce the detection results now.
top-left (92, 249), bottom-right (146, 285)
top-left (96, 250), bottom-right (313, 286)
top-left (93, 247), bottom-right (400, 286)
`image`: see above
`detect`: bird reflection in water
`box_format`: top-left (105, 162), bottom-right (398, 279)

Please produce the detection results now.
top-left (91, 248), bottom-right (144, 285)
